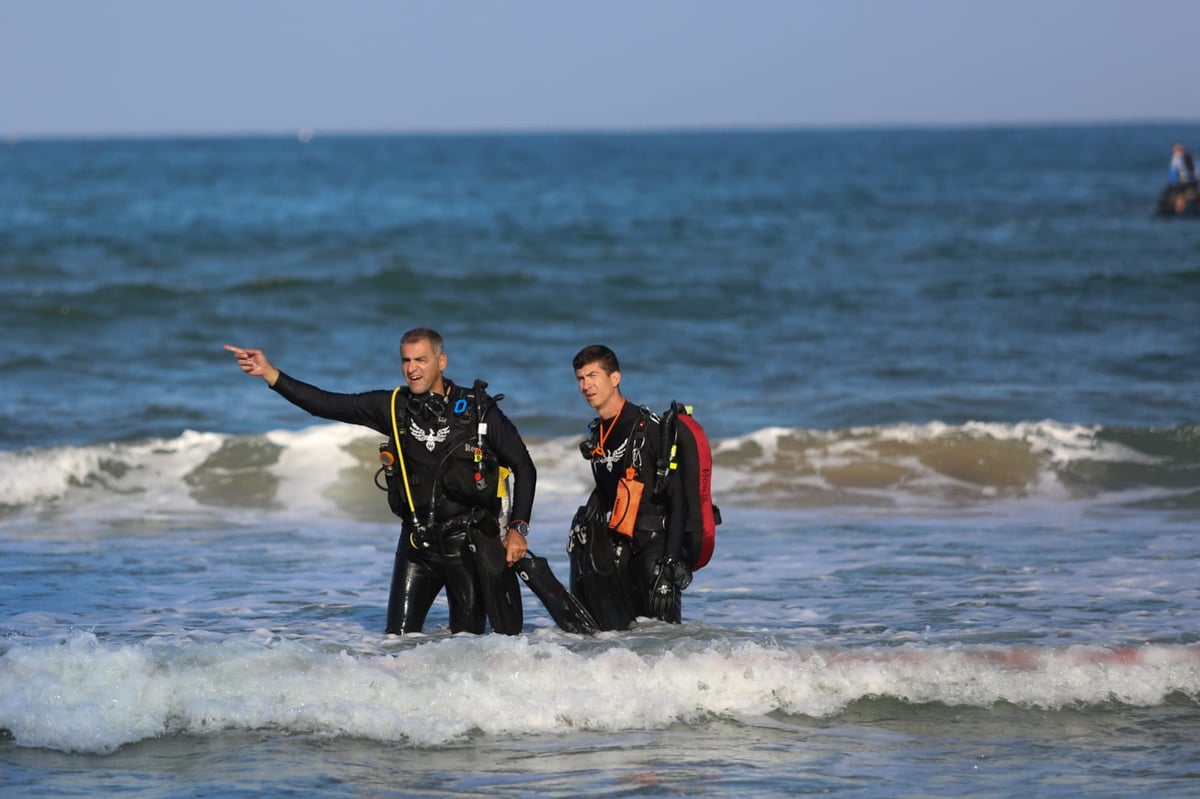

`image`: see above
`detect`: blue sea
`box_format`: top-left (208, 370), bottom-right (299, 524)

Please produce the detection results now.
top-left (2, 124), bottom-right (1199, 797)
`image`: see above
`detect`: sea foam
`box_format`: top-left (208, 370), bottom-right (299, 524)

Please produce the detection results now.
top-left (3, 631), bottom-right (1198, 755)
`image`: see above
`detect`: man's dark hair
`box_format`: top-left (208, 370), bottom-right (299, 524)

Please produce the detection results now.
top-left (573, 344), bottom-right (619, 375)
top-left (400, 327), bottom-right (444, 356)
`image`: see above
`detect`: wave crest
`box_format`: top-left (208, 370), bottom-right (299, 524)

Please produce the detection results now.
top-left (1, 421), bottom-right (1197, 535)
top-left (2, 632), bottom-right (1197, 754)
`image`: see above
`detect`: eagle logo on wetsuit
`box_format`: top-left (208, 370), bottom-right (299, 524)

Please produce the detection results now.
top-left (410, 421), bottom-right (450, 452)
top-left (596, 439), bottom-right (628, 473)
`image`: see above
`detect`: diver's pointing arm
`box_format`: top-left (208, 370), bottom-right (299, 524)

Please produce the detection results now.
top-left (224, 345), bottom-right (281, 387)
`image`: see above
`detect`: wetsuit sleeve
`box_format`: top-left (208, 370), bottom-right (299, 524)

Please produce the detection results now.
top-left (270, 371), bottom-right (394, 437)
top-left (483, 404), bottom-right (537, 525)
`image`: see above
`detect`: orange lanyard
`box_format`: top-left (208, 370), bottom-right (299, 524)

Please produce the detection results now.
top-left (592, 399), bottom-right (626, 457)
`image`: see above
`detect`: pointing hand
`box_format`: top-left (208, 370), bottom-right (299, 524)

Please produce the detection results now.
top-left (224, 344), bottom-right (279, 385)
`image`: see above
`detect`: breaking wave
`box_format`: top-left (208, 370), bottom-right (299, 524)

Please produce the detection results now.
top-left (1, 420), bottom-right (1197, 536)
top-left (2, 631), bottom-right (1197, 755)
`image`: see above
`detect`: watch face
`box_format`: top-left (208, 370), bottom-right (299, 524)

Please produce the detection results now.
top-left (512, 522), bottom-right (529, 536)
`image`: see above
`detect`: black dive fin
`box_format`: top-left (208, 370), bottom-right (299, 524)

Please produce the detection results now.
top-left (466, 523), bottom-right (523, 635)
top-left (516, 553), bottom-right (599, 635)
top-left (481, 567), bottom-right (523, 636)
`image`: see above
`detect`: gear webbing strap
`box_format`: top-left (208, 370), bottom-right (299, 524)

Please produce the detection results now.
top-left (390, 387), bottom-right (417, 518)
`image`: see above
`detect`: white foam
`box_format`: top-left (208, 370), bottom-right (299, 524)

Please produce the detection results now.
top-left (524, 436), bottom-right (595, 503)
top-left (0, 444), bottom-right (106, 506)
top-left (0, 431), bottom-right (227, 514)
top-left (265, 424), bottom-right (367, 515)
top-left (3, 632), bottom-right (1197, 755)
top-left (0, 420), bottom-right (1180, 534)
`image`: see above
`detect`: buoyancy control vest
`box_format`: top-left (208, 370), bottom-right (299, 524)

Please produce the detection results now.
top-left (375, 379), bottom-right (503, 529)
top-left (660, 402), bottom-right (720, 570)
top-left (581, 401), bottom-right (721, 570)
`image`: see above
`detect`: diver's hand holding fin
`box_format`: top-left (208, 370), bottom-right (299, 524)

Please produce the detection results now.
top-left (648, 556), bottom-right (692, 618)
top-left (658, 556), bottom-right (692, 590)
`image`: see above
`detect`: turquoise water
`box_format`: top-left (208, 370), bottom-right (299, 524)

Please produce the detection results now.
top-left (2, 125), bottom-right (1199, 797)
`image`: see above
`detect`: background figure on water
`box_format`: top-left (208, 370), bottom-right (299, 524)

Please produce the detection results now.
top-left (1168, 142), bottom-right (1197, 185)
top-left (1159, 141), bottom-right (1200, 215)
top-left (224, 328), bottom-right (536, 635)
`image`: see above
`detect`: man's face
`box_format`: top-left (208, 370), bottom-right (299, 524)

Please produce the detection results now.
top-left (575, 360), bottom-right (620, 412)
top-left (401, 338), bottom-right (447, 395)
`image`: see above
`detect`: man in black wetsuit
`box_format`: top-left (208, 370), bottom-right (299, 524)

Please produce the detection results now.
top-left (224, 328), bottom-right (535, 636)
top-left (569, 344), bottom-right (690, 630)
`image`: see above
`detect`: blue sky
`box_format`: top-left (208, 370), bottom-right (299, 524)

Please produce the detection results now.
top-left (3, 0), bottom-right (1198, 138)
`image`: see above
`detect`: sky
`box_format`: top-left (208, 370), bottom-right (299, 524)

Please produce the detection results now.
top-left (3, 0), bottom-right (1199, 138)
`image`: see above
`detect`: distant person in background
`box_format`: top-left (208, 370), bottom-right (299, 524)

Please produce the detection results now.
top-left (1168, 143), bottom-right (1197, 186)
top-left (1162, 143), bottom-right (1200, 215)
top-left (224, 328), bottom-right (535, 636)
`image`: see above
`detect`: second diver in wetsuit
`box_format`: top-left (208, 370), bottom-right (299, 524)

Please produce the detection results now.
top-left (569, 344), bottom-right (691, 630)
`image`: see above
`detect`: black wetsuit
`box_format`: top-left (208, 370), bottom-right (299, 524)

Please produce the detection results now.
top-left (271, 372), bottom-right (536, 635)
top-left (572, 403), bottom-right (687, 629)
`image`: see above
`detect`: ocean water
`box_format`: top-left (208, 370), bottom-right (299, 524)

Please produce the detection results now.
top-left (2, 124), bottom-right (1200, 797)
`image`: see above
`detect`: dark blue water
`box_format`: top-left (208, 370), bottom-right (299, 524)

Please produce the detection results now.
top-left (2, 126), bottom-right (1198, 452)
